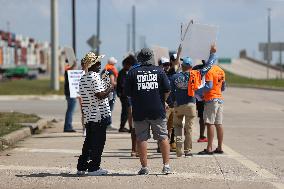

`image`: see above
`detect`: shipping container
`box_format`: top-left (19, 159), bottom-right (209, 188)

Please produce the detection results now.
top-left (0, 47), bottom-right (3, 65)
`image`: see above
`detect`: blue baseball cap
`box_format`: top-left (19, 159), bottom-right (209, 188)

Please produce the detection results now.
top-left (182, 57), bottom-right (193, 67)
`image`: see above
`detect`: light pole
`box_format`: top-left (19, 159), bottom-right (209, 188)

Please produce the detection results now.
top-left (72, 0), bottom-right (76, 55)
top-left (132, 5), bottom-right (136, 53)
top-left (267, 8), bottom-right (271, 79)
top-left (51, 0), bottom-right (59, 91)
top-left (96, 0), bottom-right (101, 55)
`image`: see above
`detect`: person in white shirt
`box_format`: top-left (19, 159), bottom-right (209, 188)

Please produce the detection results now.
top-left (77, 52), bottom-right (113, 176)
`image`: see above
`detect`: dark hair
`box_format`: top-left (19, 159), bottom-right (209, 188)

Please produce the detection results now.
top-left (122, 55), bottom-right (136, 66)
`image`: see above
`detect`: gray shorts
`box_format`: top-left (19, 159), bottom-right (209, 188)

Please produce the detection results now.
top-left (134, 118), bottom-right (168, 141)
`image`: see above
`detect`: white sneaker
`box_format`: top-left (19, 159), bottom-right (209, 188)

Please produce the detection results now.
top-left (88, 168), bottom-right (108, 176)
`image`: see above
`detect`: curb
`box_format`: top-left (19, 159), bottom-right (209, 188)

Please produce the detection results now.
top-left (0, 95), bottom-right (65, 101)
top-left (0, 119), bottom-right (49, 150)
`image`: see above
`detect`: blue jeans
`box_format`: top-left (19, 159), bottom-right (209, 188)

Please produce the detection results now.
top-left (108, 92), bottom-right (116, 125)
top-left (64, 96), bottom-right (77, 131)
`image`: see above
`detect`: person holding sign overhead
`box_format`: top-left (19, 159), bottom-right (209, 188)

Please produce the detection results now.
top-left (170, 44), bottom-right (217, 157)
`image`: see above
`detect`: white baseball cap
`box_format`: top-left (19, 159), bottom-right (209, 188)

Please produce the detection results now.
top-left (108, 57), bottom-right (117, 64)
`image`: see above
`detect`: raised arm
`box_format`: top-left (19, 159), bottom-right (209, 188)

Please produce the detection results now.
top-left (200, 44), bottom-right (217, 76)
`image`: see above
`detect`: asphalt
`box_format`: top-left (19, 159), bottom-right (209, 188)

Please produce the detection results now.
top-left (0, 87), bottom-right (283, 189)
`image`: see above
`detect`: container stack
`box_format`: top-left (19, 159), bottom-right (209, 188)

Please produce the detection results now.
top-left (0, 30), bottom-right (65, 74)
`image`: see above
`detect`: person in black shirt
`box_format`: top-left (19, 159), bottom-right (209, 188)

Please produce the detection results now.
top-left (117, 54), bottom-right (137, 155)
top-left (63, 59), bottom-right (77, 132)
top-left (125, 48), bottom-right (172, 175)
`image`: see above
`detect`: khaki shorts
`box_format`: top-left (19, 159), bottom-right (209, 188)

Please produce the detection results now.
top-left (203, 101), bottom-right (223, 125)
top-left (134, 118), bottom-right (168, 141)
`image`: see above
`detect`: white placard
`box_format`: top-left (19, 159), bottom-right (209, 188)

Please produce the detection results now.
top-left (64, 47), bottom-right (76, 64)
top-left (68, 70), bottom-right (85, 98)
top-left (152, 46), bottom-right (170, 66)
top-left (182, 23), bottom-right (218, 62)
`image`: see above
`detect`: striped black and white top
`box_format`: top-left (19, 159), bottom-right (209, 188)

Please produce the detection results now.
top-left (79, 71), bottom-right (111, 124)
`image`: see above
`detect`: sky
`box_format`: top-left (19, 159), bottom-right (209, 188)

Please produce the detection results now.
top-left (0, 0), bottom-right (284, 66)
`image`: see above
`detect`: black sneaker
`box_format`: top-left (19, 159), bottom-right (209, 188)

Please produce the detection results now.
top-left (64, 129), bottom-right (76, 133)
top-left (184, 151), bottom-right (193, 157)
top-left (138, 167), bottom-right (149, 175)
top-left (119, 128), bottom-right (130, 132)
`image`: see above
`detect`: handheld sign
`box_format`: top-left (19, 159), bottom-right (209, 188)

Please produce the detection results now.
top-left (152, 46), bottom-right (170, 66)
top-left (64, 47), bottom-right (76, 64)
top-left (182, 22), bottom-right (218, 62)
top-left (68, 70), bottom-right (85, 98)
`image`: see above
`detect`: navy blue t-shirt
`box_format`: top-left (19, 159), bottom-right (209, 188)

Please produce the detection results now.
top-left (125, 64), bottom-right (171, 121)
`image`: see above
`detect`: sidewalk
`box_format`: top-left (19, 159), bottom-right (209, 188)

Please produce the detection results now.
top-left (0, 119), bottom-right (281, 189)
top-left (0, 87), bottom-right (284, 188)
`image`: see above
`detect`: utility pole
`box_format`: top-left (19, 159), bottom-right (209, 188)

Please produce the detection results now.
top-left (132, 5), bottom-right (136, 52)
top-left (127, 23), bottom-right (131, 52)
top-left (72, 0), bottom-right (76, 55)
top-left (96, 0), bottom-right (101, 55)
top-left (280, 44), bottom-right (283, 79)
top-left (51, 0), bottom-right (59, 91)
top-left (267, 8), bottom-right (271, 79)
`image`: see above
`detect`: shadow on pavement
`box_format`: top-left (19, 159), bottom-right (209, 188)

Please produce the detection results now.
top-left (15, 172), bottom-right (137, 177)
top-left (33, 135), bottom-right (84, 139)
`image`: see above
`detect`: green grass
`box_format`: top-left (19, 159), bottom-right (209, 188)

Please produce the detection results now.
top-left (225, 70), bottom-right (284, 89)
top-left (0, 79), bottom-right (64, 95)
top-left (0, 112), bottom-right (40, 137)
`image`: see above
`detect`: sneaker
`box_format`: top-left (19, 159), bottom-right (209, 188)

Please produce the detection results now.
top-left (162, 165), bottom-right (172, 174)
top-left (106, 125), bottom-right (117, 131)
top-left (88, 168), bottom-right (108, 176)
top-left (184, 151), bottom-right (193, 157)
top-left (64, 129), bottom-right (76, 133)
top-left (76, 170), bottom-right (86, 175)
top-left (197, 137), bottom-right (208, 143)
top-left (119, 128), bottom-right (130, 132)
top-left (138, 167), bottom-right (149, 175)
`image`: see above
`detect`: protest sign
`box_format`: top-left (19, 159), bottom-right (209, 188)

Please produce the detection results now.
top-left (64, 47), bottom-right (76, 64)
top-left (68, 70), bottom-right (85, 98)
top-left (182, 23), bottom-right (218, 62)
top-left (152, 46), bottom-right (170, 66)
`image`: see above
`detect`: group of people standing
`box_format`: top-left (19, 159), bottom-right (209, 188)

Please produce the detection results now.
top-left (67, 42), bottom-right (226, 176)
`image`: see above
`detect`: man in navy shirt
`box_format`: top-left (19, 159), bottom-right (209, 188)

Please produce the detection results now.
top-left (125, 48), bottom-right (172, 175)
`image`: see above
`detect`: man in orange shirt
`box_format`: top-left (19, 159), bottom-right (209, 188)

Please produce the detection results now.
top-left (198, 64), bottom-right (226, 155)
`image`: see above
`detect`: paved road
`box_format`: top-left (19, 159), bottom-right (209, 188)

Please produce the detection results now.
top-left (0, 87), bottom-right (283, 189)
